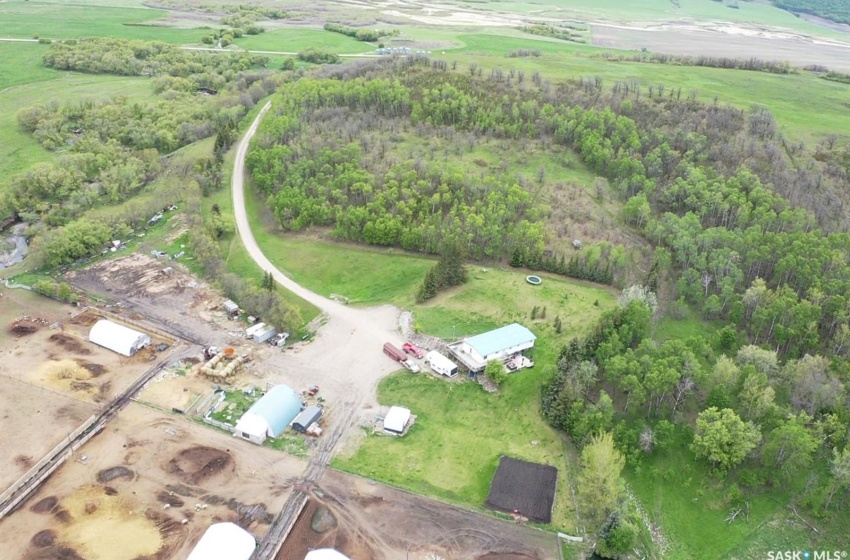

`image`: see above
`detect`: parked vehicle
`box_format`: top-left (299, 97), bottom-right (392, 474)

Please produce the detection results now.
top-left (383, 342), bottom-right (407, 362)
top-left (402, 342), bottom-right (425, 359)
top-left (425, 351), bottom-right (458, 377)
top-left (384, 342), bottom-right (420, 373)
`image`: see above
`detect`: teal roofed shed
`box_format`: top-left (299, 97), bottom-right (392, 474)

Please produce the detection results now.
top-left (234, 384), bottom-right (302, 445)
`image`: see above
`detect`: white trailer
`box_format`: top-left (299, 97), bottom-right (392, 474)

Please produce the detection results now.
top-left (424, 351), bottom-right (458, 377)
top-left (252, 324), bottom-right (277, 344)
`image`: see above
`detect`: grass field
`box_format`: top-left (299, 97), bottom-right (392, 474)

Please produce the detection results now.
top-left (334, 277), bottom-right (617, 532)
top-left (0, 0), bottom-right (207, 42)
top-left (447, 33), bottom-right (850, 142)
top-left (0, 63), bottom-right (155, 192)
top-left (234, 28), bottom-right (373, 53)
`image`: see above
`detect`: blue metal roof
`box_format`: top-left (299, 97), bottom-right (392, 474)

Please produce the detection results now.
top-left (465, 323), bottom-right (536, 358)
top-left (247, 384), bottom-right (302, 437)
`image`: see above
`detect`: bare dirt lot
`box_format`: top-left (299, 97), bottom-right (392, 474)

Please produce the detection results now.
top-left (68, 253), bottom-right (227, 344)
top-left (591, 23), bottom-right (850, 72)
top-left (0, 376), bottom-right (96, 490)
top-left (2, 304), bottom-right (172, 405)
top-left (277, 470), bottom-right (559, 560)
top-left (0, 403), bottom-right (306, 560)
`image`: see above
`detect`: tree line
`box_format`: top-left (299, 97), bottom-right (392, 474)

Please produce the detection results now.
top-left (323, 23), bottom-right (397, 42)
top-left (773, 0), bottom-right (850, 24)
top-left (594, 51), bottom-right (795, 74)
top-left (43, 37), bottom-right (269, 89)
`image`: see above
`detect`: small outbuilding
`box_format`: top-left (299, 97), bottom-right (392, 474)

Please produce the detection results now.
top-left (222, 300), bottom-right (239, 314)
top-left (88, 319), bottom-right (151, 357)
top-left (186, 522), bottom-right (256, 560)
top-left (292, 405), bottom-right (323, 433)
top-left (383, 406), bottom-right (411, 435)
top-left (304, 549), bottom-right (351, 560)
top-left (234, 384), bottom-right (302, 445)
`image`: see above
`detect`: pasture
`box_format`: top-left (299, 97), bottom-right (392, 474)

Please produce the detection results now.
top-left (234, 28), bottom-right (373, 54)
top-left (447, 33), bottom-right (850, 142)
top-left (0, 1), bottom-right (208, 42)
top-left (0, 57), bottom-right (155, 192)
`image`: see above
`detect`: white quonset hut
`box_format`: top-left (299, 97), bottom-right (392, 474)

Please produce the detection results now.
top-left (88, 319), bottom-right (151, 357)
top-left (448, 323), bottom-right (536, 373)
top-left (304, 550), bottom-right (351, 560)
top-left (383, 406), bottom-right (411, 435)
top-left (234, 384), bottom-right (302, 445)
top-left (186, 522), bottom-right (256, 560)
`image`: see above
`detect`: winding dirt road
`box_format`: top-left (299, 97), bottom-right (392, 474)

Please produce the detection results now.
top-left (231, 101), bottom-right (406, 407)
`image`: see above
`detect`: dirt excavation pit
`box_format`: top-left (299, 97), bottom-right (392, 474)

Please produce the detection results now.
top-left (26, 485), bottom-right (165, 560)
top-left (165, 446), bottom-right (235, 485)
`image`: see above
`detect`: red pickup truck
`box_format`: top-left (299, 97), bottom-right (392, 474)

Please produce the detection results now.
top-left (402, 342), bottom-right (425, 359)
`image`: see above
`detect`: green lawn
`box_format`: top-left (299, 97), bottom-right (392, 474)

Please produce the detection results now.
top-left (332, 271), bottom-right (616, 531)
top-left (238, 182), bottom-right (434, 305)
top-left (447, 34), bottom-right (850, 143)
top-left (235, 29), bottom-right (373, 53)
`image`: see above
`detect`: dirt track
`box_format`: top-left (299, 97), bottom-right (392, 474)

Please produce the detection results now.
top-left (231, 102), bottom-right (413, 412)
top-left (275, 470), bottom-right (559, 560)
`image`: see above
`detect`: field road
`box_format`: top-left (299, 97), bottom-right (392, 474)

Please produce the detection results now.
top-left (232, 101), bottom-right (408, 559)
top-left (231, 102), bottom-right (408, 400)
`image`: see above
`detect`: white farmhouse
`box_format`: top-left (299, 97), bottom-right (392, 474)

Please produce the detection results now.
top-left (448, 323), bottom-right (536, 373)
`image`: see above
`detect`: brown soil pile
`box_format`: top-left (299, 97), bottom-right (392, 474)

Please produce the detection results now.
top-left (49, 333), bottom-right (91, 355)
top-left (166, 446), bottom-right (234, 486)
top-left (78, 362), bottom-right (106, 376)
top-left (30, 530), bottom-right (56, 548)
top-left (478, 554), bottom-right (537, 560)
top-left (156, 491), bottom-right (185, 508)
top-left (31, 496), bottom-right (59, 514)
top-left (96, 466), bottom-right (135, 484)
top-left (9, 322), bottom-right (38, 336)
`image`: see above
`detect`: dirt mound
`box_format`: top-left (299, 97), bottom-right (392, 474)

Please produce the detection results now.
top-left (166, 446), bottom-right (234, 485)
top-left (311, 505), bottom-right (337, 533)
top-left (78, 361), bottom-right (106, 376)
top-left (31, 496), bottom-right (59, 514)
top-left (9, 322), bottom-right (38, 336)
top-left (16, 454), bottom-right (33, 469)
top-left (97, 466), bottom-right (135, 483)
top-left (157, 491), bottom-right (185, 508)
top-left (25, 546), bottom-right (85, 560)
top-left (166, 484), bottom-right (196, 497)
top-left (31, 530), bottom-right (56, 548)
top-left (478, 554), bottom-right (538, 560)
top-left (48, 333), bottom-right (91, 355)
